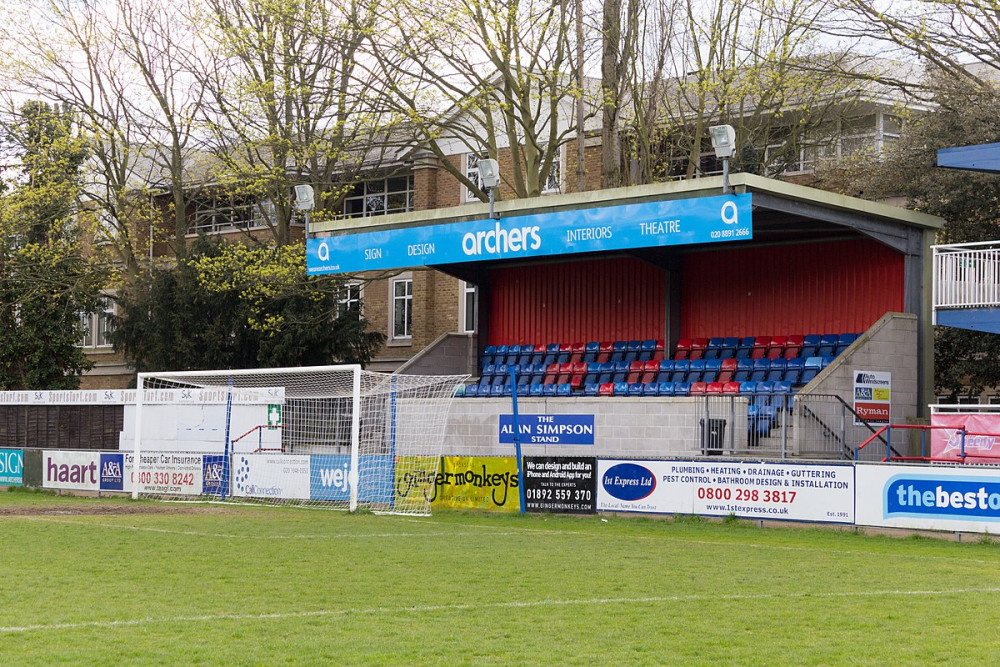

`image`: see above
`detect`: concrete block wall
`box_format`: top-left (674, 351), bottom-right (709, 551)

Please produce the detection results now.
top-left (442, 396), bottom-right (750, 459)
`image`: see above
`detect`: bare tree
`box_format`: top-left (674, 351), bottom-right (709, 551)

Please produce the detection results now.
top-left (365, 0), bottom-right (597, 199)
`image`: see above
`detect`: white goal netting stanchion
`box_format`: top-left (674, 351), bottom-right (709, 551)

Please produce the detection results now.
top-left (125, 365), bottom-right (468, 515)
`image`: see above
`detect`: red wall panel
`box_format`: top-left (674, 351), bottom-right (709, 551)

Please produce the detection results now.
top-left (679, 238), bottom-right (905, 338)
top-left (489, 257), bottom-right (666, 344)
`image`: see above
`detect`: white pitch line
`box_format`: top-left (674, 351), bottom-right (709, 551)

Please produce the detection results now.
top-left (3, 587), bottom-right (1000, 635)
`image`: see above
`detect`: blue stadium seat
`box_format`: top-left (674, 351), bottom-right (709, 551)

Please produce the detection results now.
top-left (817, 333), bottom-right (838, 358)
top-left (481, 345), bottom-right (496, 368)
top-left (490, 384), bottom-right (506, 397)
top-left (642, 382), bottom-right (659, 396)
top-left (583, 362), bottom-right (601, 386)
top-left (628, 382), bottom-right (645, 396)
top-left (613, 381), bottom-right (630, 396)
top-left (624, 340), bottom-right (642, 363)
top-left (612, 360), bottom-right (630, 384)
top-left (543, 383), bottom-right (558, 397)
top-left (705, 337), bottom-right (724, 360)
top-left (733, 358), bottom-right (753, 383)
top-left (765, 358), bottom-right (786, 383)
top-left (736, 336), bottom-right (755, 359)
top-left (784, 357), bottom-right (804, 385)
top-left (464, 384), bottom-right (478, 397)
top-left (687, 359), bottom-right (707, 383)
top-left (703, 359), bottom-right (722, 384)
top-left (750, 358), bottom-right (770, 383)
top-left (610, 341), bottom-right (627, 363)
top-left (584, 382), bottom-right (600, 396)
top-left (800, 357), bottom-right (823, 385)
top-left (800, 334), bottom-right (821, 358)
top-left (528, 346), bottom-right (544, 366)
top-left (773, 381), bottom-right (793, 411)
top-left (821, 356), bottom-right (835, 367)
top-left (671, 359), bottom-right (690, 384)
top-left (656, 359), bottom-right (674, 384)
top-left (596, 362), bottom-right (615, 385)
top-left (556, 343), bottom-right (573, 365)
top-left (673, 382), bottom-right (691, 397)
top-left (738, 381), bottom-right (757, 396)
top-left (529, 382), bottom-right (545, 397)
top-left (557, 383), bottom-right (572, 397)
top-left (516, 384), bottom-right (529, 396)
top-left (479, 364), bottom-right (495, 386)
top-left (721, 337), bottom-right (739, 359)
top-left (542, 343), bottom-right (561, 366)
top-left (835, 333), bottom-right (858, 356)
top-left (583, 341), bottom-right (600, 363)
top-left (658, 381), bottom-right (675, 396)
top-left (639, 339), bottom-right (657, 361)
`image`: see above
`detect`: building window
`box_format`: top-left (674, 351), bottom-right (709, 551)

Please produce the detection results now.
top-left (337, 281), bottom-right (362, 316)
top-left (79, 296), bottom-right (114, 349)
top-left (188, 194), bottom-right (273, 235)
top-left (465, 153), bottom-right (484, 202)
top-left (343, 174), bottom-right (413, 218)
top-left (391, 277), bottom-right (412, 340)
top-left (542, 146), bottom-right (562, 194)
top-left (460, 281), bottom-right (477, 333)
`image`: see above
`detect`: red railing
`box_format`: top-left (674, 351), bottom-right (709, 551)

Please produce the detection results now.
top-left (855, 423), bottom-right (1000, 463)
top-left (231, 424), bottom-right (283, 453)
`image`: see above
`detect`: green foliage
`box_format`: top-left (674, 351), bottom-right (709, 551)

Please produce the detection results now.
top-left (110, 236), bottom-right (384, 374)
top-left (0, 101), bottom-right (106, 390)
top-left (817, 77), bottom-right (1000, 399)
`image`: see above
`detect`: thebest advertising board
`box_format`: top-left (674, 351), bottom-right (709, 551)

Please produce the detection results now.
top-left (231, 453), bottom-right (310, 500)
top-left (856, 463), bottom-right (1000, 533)
top-left (597, 459), bottom-right (855, 523)
top-left (307, 194), bottom-right (752, 275)
top-left (429, 456), bottom-right (520, 513)
top-left (0, 448), bottom-right (23, 486)
top-left (930, 412), bottom-right (1000, 464)
top-left (523, 456), bottom-right (596, 514)
top-left (853, 370), bottom-right (891, 426)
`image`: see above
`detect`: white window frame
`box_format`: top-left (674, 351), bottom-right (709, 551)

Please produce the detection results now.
top-left (464, 153), bottom-right (484, 203)
top-left (390, 273), bottom-right (413, 342)
top-left (542, 144), bottom-right (563, 194)
top-left (338, 281), bottom-right (363, 317)
top-left (79, 295), bottom-right (114, 350)
top-left (459, 280), bottom-right (478, 334)
top-left (342, 174), bottom-right (414, 218)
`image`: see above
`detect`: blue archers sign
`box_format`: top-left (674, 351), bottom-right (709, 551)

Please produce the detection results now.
top-left (307, 193), bottom-right (752, 275)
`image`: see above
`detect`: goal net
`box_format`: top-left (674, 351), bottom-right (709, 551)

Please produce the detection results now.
top-left (124, 365), bottom-right (467, 515)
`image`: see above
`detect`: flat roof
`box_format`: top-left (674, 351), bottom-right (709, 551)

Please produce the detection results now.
top-left (310, 173), bottom-right (944, 237)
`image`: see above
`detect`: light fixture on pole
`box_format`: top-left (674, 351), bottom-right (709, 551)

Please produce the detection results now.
top-left (477, 158), bottom-right (501, 219)
top-left (708, 124), bottom-right (736, 194)
top-left (295, 184), bottom-right (316, 231)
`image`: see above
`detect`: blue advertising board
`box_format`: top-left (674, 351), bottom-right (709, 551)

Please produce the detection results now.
top-left (203, 455), bottom-right (227, 496)
top-left (310, 454), bottom-right (395, 503)
top-left (307, 193), bottom-right (752, 275)
top-left (99, 453), bottom-right (125, 491)
top-left (499, 415), bottom-right (596, 445)
top-left (0, 448), bottom-right (23, 486)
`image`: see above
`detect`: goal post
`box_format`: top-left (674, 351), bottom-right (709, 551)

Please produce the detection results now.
top-left (127, 365), bottom-right (467, 515)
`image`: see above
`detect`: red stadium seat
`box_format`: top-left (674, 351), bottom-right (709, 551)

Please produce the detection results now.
top-left (689, 381), bottom-right (708, 395)
top-left (598, 382), bottom-right (615, 396)
top-left (626, 360), bottom-right (645, 384)
top-left (597, 341), bottom-right (614, 363)
top-left (718, 358), bottom-right (738, 384)
top-left (570, 342), bottom-right (586, 364)
top-left (640, 360), bottom-right (659, 384)
top-left (751, 336), bottom-right (771, 359)
top-left (767, 335), bottom-right (787, 359)
top-left (674, 338), bottom-right (692, 360)
top-left (556, 362), bottom-right (573, 384)
top-left (569, 362), bottom-right (588, 389)
top-left (689, 338), bottom-right (708, 360)
top-left (722, 381), bottom-right (741, 394)
top-left (784, 334), bottom-right (804, 359)
top-left (705, 382), bottom-right (724, 394)
top-left (542, 362), bottom-right (560, 385)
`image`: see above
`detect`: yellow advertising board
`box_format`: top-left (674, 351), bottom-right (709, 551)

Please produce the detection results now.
top-left (394, 456), bottom-right (520, 513)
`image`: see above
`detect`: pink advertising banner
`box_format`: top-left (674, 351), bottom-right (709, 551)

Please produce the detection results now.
top-left (930, 413), bottom-right (1000, 464)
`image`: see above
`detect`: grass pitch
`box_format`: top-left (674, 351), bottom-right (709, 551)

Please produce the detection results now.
top-left (1, 490), bottom-right (999, 665)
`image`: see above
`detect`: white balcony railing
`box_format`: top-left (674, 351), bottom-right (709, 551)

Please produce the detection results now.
top-left (933, 241), bottom-right (1000, 313)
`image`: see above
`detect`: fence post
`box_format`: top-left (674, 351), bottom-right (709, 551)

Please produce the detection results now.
top-left (960, 428), bottom-right (967, 461)
top-left (729, 395), bottom-right (735, 455)
top-left (885, 425), bottom-right (891, 462)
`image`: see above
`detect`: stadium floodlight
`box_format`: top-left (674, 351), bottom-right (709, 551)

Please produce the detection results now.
top-left (477, 157), bottom-right (501, 219)
top-left (294, 184), bottom-right (315, 211)
top-left (708, 124), bottom-right (736, 194)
